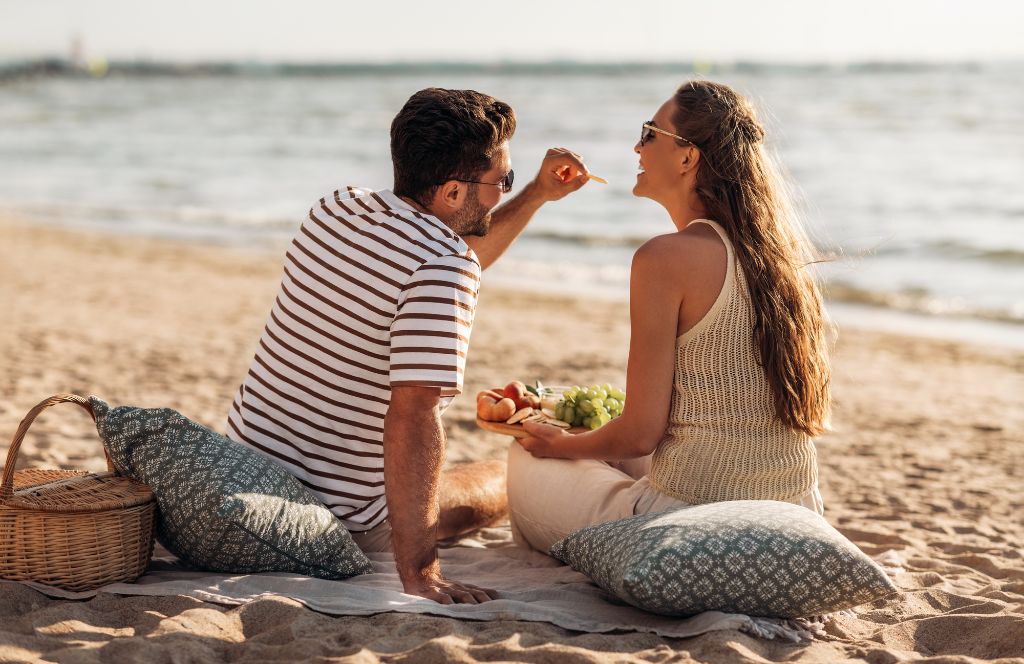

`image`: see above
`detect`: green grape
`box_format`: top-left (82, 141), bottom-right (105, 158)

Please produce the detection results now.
top-left (562, 405), bottom-right (576, 424)
top-left (559, 383), bottom-right (626, 426)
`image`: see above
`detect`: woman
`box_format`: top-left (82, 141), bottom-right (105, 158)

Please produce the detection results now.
top-left (508, 80), bottom-right (832, 552)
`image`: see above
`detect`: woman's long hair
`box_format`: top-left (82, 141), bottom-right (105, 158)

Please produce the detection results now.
top-left (672, 80), bottom-right (831, 436)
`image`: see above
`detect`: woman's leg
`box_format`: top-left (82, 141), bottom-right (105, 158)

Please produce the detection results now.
top-left (606, 453), bottom-right (653, 480)
top-left (632, 477), bottom-right (826, 517)
top-left (506, 441), bottom-right (646, 552)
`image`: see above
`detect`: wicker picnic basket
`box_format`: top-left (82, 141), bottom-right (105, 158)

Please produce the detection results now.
top-left (0, 394), bottom-right (156, 591)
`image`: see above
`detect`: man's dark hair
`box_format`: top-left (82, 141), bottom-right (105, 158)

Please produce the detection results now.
top-left (391, 88), bottom-right (516, 204)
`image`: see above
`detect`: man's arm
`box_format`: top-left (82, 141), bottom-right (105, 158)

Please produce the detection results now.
top-left (384, 385), bottom-right (496, 604)
top-left (465, 147), bottom-right (592, 270)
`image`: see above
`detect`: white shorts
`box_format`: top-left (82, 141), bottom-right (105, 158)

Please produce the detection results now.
top-left (506, 440), bottom-right (825, 553)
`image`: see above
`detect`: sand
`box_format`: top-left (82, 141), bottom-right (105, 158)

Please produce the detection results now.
top-left (1, 219), bottom-right (1022, 663)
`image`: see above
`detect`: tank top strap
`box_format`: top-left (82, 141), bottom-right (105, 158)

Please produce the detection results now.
top-left (689, 219), bottom-right (735, 262)
top-left (677, 219), bottom-right (738, 345)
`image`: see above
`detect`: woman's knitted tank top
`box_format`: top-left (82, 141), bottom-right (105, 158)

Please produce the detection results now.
top-left (647, 219), bottom-right (818, 504)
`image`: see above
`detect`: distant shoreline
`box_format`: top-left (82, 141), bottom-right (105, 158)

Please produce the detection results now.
top-left (2, 56), bottom-right (1019, 82)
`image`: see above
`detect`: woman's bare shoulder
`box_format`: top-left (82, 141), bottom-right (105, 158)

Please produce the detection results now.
top-left (633, 224), bottom-right (727, 276)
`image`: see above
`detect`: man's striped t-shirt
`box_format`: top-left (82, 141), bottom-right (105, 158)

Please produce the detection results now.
top-left (226, 187), bottom-right (480, 532)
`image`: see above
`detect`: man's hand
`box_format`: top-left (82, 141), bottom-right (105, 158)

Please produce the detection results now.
top-left (384, 386), bottom-right (499, 604)
top-left (465, 146), bottom-right (594, 270)
top-left (402, 570), bottom-right (499, 604)
top-left (530, 147), bottom-right (593, 203)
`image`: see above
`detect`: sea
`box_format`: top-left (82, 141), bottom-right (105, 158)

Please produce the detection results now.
top-left (2, 60), bottom-right (1022, 347)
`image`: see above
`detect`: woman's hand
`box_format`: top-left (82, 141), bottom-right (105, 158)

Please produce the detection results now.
top-left (519, 420), bottom-right (571, 457)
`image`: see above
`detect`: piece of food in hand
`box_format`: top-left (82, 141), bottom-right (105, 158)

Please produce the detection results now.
top-left (477, 395), bottom-right (517, 422)
top-left (507, 407), bottom-right (535, 425)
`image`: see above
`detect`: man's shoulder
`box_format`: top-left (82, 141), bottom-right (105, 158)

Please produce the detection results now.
top-left (316, 187), bottom-right (476, 263)
top-left (314, 186), bottom-right (383, 212)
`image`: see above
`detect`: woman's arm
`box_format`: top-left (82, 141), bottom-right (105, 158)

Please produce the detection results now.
top-left (520, 236), bottom-right (682, 460)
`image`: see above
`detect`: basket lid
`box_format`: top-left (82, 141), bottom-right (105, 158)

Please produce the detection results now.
top-left (2, 470), bottom-right (154, 513)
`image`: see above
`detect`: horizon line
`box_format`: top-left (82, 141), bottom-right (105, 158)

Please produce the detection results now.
top-left (3, 55), bottom-right (1022, 69)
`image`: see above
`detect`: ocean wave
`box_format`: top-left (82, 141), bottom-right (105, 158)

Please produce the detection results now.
top-left (922, 240), bottom-right (1024, 265)
top-left (825, 281), bottom-right (1024, 325)
top-left (522, 230), bottom-right (649, 249)
top-left (0, 201), bottom-right (298, 232)
top-left (522, 232), bottom-right (1024, 268)
top-left (815, 239), bottom-right (1024, 266)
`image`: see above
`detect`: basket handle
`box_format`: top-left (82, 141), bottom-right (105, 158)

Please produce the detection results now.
top-left (1, 394), bottom-right (115, 501)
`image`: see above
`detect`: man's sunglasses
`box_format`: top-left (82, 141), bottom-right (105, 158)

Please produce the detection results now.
top-left (456, 169), bottom-right (514, 194)
top-left (640, 122), bottom-right (694, 147)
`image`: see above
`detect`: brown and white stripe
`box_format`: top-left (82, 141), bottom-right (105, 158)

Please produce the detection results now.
top-left (227, 188), bottom-right (480, 531)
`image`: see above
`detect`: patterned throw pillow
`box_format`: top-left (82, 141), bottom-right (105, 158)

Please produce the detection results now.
top-left (550, 500), bottom-right (897, 618)
top-left (89, 397), bottom-right (372, 579)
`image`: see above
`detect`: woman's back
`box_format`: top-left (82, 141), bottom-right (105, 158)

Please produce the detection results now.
top-left (648, 219), bottom-right (819, 505)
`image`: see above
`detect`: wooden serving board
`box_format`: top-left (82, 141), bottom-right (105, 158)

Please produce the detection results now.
top-left (475, 417), bottom-right (586, 438)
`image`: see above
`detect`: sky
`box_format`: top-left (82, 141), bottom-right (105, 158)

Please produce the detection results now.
top-left (2, 0), bottom-right (1023, 63)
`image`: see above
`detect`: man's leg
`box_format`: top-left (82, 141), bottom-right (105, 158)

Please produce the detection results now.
top-left (437, 460), bottom-right (508, 540)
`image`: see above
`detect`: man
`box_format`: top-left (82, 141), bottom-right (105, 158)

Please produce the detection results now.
top-left (227, 88), bottom-right (590, 604)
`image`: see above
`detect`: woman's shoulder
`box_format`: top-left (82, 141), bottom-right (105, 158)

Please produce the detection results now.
top-left (633, 222), bottom-right (728, 277)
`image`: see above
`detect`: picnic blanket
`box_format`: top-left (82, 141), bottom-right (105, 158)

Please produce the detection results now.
top-left (11, 525), bottom-right (830, 643)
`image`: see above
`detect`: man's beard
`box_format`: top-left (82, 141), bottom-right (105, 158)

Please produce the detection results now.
top-left (449, 186), bottom-right (492, 238)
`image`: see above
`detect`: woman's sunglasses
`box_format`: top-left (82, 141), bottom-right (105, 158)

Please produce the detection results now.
top-left (457, 169), bottom-right (515, 193)
top-left (640, 122), bottom-right (694, 147)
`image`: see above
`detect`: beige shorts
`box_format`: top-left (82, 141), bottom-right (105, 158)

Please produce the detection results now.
top-left (349, 519), bottom-right (393, 553)
top-left (506, 441), bottom-right (825, 553)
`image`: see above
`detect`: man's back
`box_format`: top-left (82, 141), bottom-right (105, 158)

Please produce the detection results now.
top-left (227, 187), bottom-right (480, 532)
